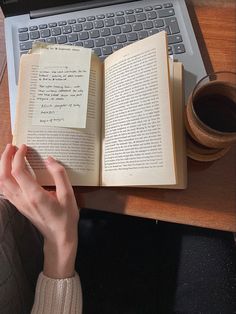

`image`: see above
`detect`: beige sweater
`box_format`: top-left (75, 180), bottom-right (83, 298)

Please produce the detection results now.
top-left (31, 272), bottom-right (82, 314)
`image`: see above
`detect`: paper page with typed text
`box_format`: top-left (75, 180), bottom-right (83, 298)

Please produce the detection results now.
top-left (102, 32), bottom-right (176, 186)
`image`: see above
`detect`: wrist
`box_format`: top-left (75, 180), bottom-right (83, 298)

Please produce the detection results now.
top-left (43, 238), bottom-right (78, 279)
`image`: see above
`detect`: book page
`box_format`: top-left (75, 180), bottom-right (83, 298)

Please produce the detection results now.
top-left (151, 61), bottom-right (187, 189)
top-left (13, 53), bottom-right (103, 186)
top-left (168, 61), bottom-right (187, 189)
top-left (102, 32), bottom-right (176, 186)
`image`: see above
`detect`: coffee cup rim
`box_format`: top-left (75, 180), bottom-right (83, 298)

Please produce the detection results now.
top-left (191, 71), bottom-right (236, 136)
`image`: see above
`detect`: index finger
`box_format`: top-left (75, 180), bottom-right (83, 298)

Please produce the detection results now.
top-left (11, 144), bottom-right (44, 195)
top-left (45, 156), bottom-right (74, 202)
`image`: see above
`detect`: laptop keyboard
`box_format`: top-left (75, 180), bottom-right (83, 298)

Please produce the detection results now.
top-left (18, 3), bottom-right (185, 59)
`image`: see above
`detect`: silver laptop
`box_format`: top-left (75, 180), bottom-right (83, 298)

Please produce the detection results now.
top-left (0, 0), bottom-right (206, 129)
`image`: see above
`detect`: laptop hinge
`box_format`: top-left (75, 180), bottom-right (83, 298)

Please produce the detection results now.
top-left (30, 0), bottom-right (134, 19)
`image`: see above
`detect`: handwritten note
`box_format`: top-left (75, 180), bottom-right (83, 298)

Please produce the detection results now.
top-left (32, 47), bottom-right (91, 128)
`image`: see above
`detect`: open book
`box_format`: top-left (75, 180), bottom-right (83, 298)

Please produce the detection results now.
top-left (13, 31), bottom-right (187, 188)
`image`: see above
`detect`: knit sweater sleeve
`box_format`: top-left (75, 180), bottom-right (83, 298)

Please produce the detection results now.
top-left (31, 272), bottom-right (82, 314)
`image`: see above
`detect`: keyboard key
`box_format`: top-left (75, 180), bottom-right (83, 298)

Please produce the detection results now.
top-left (90, 29), bottom-right (100, 38)
top-left (58, 21), bottom-right (67, 26)
top-left (93, 47), bottom-right (102, 56)
top-left (106, 13), bottom-right (114, 18)
top-left (20, 41), bottom-right (33, 51)
top-left (165, 17), bottom-right (180, 34)
top-left (132, 23), bottom-right (143, 31)
top-left (34, 39), bottom-right (45, 43)
top-left (77, 17), bottom-right (86, 23)
top-left (30, 31), bottom-right (40, 40)
top-left (125, 9), bottom-right (134, 14)
top-left (79, 31), bottom-right (89, 40)
top-left (62, 25), bottom-right (72, 34)
top-left (163, 3), bottom-right (173, 8)
top-left (105, 18), bottom-right (115, 27)
top-left (68, 33), bottom-right (78, 42)
top-left (135, 8), bottom-right (143, 13)
top-left (127, 32), bottom-right (138, 41)
top-left (117, 34), bottom-right (127, 43)
top-left (97, 14), bottom-right (105, 19)
top-left (40, 29), bottom-right (50, 38)
top-left (84, 39), bottom-right (94, 48)
top-left (94, 20), bottom-right (104, 28)
top-left (138, 30), bottom-right (148, 39)
top-left (45, 37), bottom-right (56, 44)
top-left (136, 13), bottom-right (147, 21)
top-left (74, 41), bottom-right (83, 46)
top-left (49, 23), bottom-right (57, 28)
top-left (19, 33), bottom-right (29, 41)
top-left (113, 44), bottom-right (123, 51)
top-left (168, 34), bottom-right (183, 45)
top-left (116, 11), bottom-right (124, 16)
top-left (121, 24), bottom-right (132, 33)
top-left (159, 26), bottom-right (171, 35)
top-left (148, 29), bottom-right (159, 35)
top-left (144, 6), bottom-right (153, 11)
top-left (102, 46), bottom-right (113, 55)
top-left (115, 16), bottom-right (125, 25)
top-left (154, 5), bottom-right (162, 9)
top-left (57, 35), bottom-right (67, 44)
top-left (18, 27), bottom-right (28, 33)
top-left (158, 9), bottom-right (175, 18)
top-left (100, 28), bottom-right (111, 37)
top-left (51, 27), bottom-right (61, 36)
top-left (87, 16), bottom-right (95, 21)
top-left (29, 26), bottom-right (38, 31)
top-left (68, 19), bottom-right (76, 24)
top-left (83, 22), bottom-right (93, 30)
top-left (72, 24), bottom-right (83, 32)
top-left (126, 15), bottom-right (136, 23)
top-left (147, 11), bottom-right (157, 19)
top-left (143, 21), bottom-right (153, 29)
top-left (95, 38), bottom-right (105, 47)
top-left (106, 36), bottom-right (116, 45)
top-left (111, 26), bottom-right (121, 35)
top-left (173, 43), bottom-right (185, 54)
top-left (39, 24), bottom-right (47, 29)
top-left (154, 19), bottom-right (164, 28)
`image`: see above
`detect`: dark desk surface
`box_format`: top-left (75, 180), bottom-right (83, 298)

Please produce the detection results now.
top-left (0, 1), bottom-right (236, 232)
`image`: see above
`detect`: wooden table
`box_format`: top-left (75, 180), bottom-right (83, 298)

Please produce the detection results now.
top-left (0, 1), bottom-right (235, 232)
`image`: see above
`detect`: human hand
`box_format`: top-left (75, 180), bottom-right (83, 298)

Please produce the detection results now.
top-left (0, 144), bottom-right (80, 278)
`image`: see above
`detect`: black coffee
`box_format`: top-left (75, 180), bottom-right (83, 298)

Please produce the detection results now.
top-left (193, 93), bottom-right (236, 133)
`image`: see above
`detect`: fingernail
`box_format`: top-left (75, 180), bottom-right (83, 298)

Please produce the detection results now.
top-left (6, 144), bottom-right (15, 153)
top-left (20, 144), bottom-right (27, 151)
top-left (45, 156), bottom-right (55, 165)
